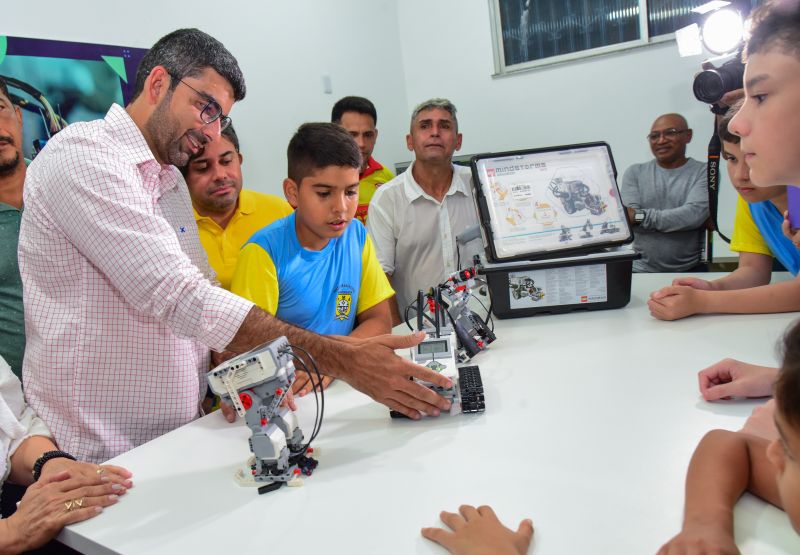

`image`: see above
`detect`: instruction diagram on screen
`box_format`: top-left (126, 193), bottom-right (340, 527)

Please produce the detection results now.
top-left (547, 168), bottom-right (607, 217)
top-left (480, 160), bottom-right (621, 242)
top-left (475, 147), bottom-right (630, 259)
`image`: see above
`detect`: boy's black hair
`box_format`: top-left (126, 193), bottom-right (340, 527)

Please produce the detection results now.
top-left (131, 28), bottom-right (245, 103)
top-left (777, 319), bottom-right (800, 429)
top-left (745, 0), bottom-right (800, 59)
top-left (331, 96), bottom-right (377, 126)
top-left (718, 99), bottom-right (744, 145)
top-left (287, 123), bottom-right (362, 184)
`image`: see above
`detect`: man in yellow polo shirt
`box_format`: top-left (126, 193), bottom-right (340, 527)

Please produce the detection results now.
top-left (332, 96), bottom-right (394, 224)
top-left (183, 125), bottom-right (292, 290)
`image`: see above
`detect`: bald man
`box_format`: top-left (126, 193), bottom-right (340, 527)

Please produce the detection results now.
top-left (620, 113), bottom-right (709, 272)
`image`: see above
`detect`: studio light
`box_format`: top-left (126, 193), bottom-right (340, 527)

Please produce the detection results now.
top-left (701, 7), bottom-right (745, 54)
top-left (675, 0), bottom-right (748, 58)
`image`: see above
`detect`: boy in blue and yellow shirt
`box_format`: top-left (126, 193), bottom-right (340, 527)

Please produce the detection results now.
top-left (231, 123), bottom-right (394, 393)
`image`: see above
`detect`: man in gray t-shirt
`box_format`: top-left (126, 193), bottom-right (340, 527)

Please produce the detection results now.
top-left (620, 113), bottom-right (709, 272)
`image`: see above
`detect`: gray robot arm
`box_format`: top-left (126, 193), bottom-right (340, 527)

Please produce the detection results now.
top-left (207, 337), bottom-right (318, 493)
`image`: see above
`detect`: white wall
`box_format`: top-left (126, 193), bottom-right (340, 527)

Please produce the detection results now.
top-left (4, 0), bottom-right (738, 250)
top-left (3, 0), bottom-right (411, 198)
top-left (396, 0), bottom-right (738, 249)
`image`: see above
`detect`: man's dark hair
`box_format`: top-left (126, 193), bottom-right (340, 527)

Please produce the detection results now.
top-left (287, 123), bottom-right (362, 183)
top-left (777, 318), bottom-right (800, 429)
top-left (131, 28), bottom-right (246, 103)
top-left (220, 124), bottom-right (240, 152)
top-left (745, 0), bottom-right (800, 59)
top-left (0, 77), bottom-right (10, 102)
top-left (180, 123), bottom-right (241, 177)
top-left (331, 96), bottom-right (377, 126)
top-left (717, 99), bottom-right (744, 145)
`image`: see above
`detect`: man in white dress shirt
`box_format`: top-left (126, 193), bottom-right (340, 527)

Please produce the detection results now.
top-left (367, 98), bottom-right (480, 323)
top-left (20, 30), bottom-right (453, 464)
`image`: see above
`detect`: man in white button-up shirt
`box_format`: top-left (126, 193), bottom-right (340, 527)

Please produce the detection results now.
top-left (367, 99), bottom-right (481, 323)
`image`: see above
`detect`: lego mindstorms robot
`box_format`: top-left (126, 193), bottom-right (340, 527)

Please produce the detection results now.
top-left (206, 337), bottom-right (322, 494)
top-left (393, 275), bottom-right (492, 419)
top-left (406, 268), bottom-right (497, 363)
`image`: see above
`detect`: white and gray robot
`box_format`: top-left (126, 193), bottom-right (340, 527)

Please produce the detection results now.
top-left (206, 337), bottom-right (318, 493)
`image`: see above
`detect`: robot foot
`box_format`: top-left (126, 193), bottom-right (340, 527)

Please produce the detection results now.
top-left (287, 476), bottom-right (304, 487)
top-left (258, 481), bottom-right (285, 495)
top-left (233, 454), bottom-right (319, 491)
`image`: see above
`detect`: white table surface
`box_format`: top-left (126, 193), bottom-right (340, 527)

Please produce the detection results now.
top-left (60, 273), bottom-right (800, 555)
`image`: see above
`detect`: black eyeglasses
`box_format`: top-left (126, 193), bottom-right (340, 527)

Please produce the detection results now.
top-left (173, 76), bottom-right (232, 131)
top-left (647, 128), bottom-right (688, 142)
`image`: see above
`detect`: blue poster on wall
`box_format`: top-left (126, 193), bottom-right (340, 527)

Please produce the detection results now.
top-left (0, 35), bottom-right (148, 160)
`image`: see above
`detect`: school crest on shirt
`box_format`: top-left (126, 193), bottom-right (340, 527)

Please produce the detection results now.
top-left (335, 292), bottom-right (353, 321)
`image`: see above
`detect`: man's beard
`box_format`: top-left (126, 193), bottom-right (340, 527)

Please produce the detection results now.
top-left (145, 93), bottom-right (202, 167)
top-left (203, 182), bottom-right (238, 213)
top-left (0, 150), bottom-right (20, 177)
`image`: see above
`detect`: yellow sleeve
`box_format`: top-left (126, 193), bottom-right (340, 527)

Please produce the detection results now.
top-left (378, 166), bottom-right (395, 182)
top-left (730, 195), bottom-right (772, 256)
top-left (230, 243), bottom-right (280, 315)
top-left (356, 235), bottom-right (395, 315)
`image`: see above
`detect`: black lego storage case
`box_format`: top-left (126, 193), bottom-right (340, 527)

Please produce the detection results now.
top-left (470, 142), bottom-right (638, 319)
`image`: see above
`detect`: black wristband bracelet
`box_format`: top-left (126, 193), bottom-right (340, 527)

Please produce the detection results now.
top-left (32, 450), bottom-right (77, 481)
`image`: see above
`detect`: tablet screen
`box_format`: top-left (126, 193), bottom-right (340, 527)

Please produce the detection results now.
top-left (472, 144), bottom-right (631, 260)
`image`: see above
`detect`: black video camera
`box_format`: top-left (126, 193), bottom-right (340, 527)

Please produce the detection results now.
top-left (694, 51), bottom-right (745, 248)
top-left (693, 51), bottom-right (744, 105)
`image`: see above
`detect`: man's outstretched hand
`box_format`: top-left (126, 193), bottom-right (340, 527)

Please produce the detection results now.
top-left (339, 332), bottom-right (453, 420)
